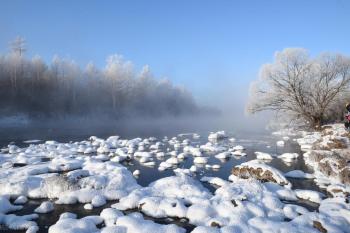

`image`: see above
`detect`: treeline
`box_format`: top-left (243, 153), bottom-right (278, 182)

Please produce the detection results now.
top-left (0, 37), bottom-right (202, 119)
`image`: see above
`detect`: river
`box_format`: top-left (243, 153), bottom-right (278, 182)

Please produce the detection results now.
top-left (0, 120), bottom-right (325, 233)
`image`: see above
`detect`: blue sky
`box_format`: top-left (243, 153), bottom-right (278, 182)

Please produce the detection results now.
top-left (0, 0), bottom-right (349, 107)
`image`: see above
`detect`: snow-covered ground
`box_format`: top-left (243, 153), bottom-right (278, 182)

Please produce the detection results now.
top-left (0, 129), bottom-right (349, 232)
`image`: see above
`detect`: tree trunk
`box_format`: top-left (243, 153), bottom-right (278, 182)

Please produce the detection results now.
top-left (312, 116), bottom-right (323, 130)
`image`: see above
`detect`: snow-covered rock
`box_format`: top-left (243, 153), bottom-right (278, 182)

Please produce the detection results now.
top-left (194, 157), bottom-right (208, 164)
top-left (231, 160), bottom-right (290, 186)
top-left (158, 161), bottom-right (173, 171)
top-left (34, 201), bottom-right (54, 213)
top-left (283, 204), bottom-right (309, 219)
top-left (112, 174), bottom-right (212, 217)
top-left (100, 208), bottom-right (124, 226)
top-left (278, 153), bottom-right (299, 162)
top-left (200, 176), bottom-right (229, 187)
top-left (231, 145), bottom-right (244, 151)
top-left (48, 215), bottom-right (103, 233)
top-left (183, 146), bottom-right (202, 157)
top-left (115, 213), bottom-right (185, 233)
top-left (200, 143), bottom-right (226, 153)
top-left (215, 152), bottom-right (231, 159)
top-left (166, 157), bottom-right (179, 165)
top-left (91, 195), bottom-right (106, 207)
top-left (0, 196), bottom-right (23, 213)
top-left (190, 165), bottom-right (198, 173)
top-left (255, 151), bottom-right (273, 160)
top-left (284, 170), bottom-right (314, 179)
top-left (295, 189), bottom-right (325, 203)
top-left (231, 150), bottom-right (246, 156)
top-left (0, 213), bottom-right (38, 232)
top-left (133, 170), bottom-right (140, 177)
top-left (14, 195), bottom-right (28, 204)
top-left (276, 141), bottom-right (285, 147)
top-left (84, 203), bottom-right (93, 210)
top-left (326, 184), bottom-right (350, 197)
top-left (208, 131), bottom-right (227, 141)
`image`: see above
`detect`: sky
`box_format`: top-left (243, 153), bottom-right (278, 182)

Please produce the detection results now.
top-left (0, 0), bottom-right (349, 110)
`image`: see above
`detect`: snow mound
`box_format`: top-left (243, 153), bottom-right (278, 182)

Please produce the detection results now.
top-left (48, 215), bottom-right (103, 233)
top-left (115, 212), bottom-right (185, 233)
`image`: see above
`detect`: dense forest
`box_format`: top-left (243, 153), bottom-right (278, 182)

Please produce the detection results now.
top-left (0, 37), bottom-right (204, 119)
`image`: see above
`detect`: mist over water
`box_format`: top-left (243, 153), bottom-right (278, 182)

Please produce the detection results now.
top-left (0, 111), bottom-right (270, 147)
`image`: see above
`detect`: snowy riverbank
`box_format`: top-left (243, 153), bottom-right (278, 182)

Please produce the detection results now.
top-left (293, 124), bottom-right (350, 193)
top-left (0, 129), bottom-right (349, 233)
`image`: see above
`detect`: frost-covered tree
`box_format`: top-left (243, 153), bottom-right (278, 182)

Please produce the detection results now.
top-left (9, 36), bottom-right (26, 57)
top-left (0, 37), bottom-right (200, 118)
top-left (7, 37), bottom-right (26, 90)
top-left (31, 55), bottom-right (47, 90)
top-left (247, 48), bottom-right (350, 128)
top-left (104, 55), bottom-right (134, 111)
